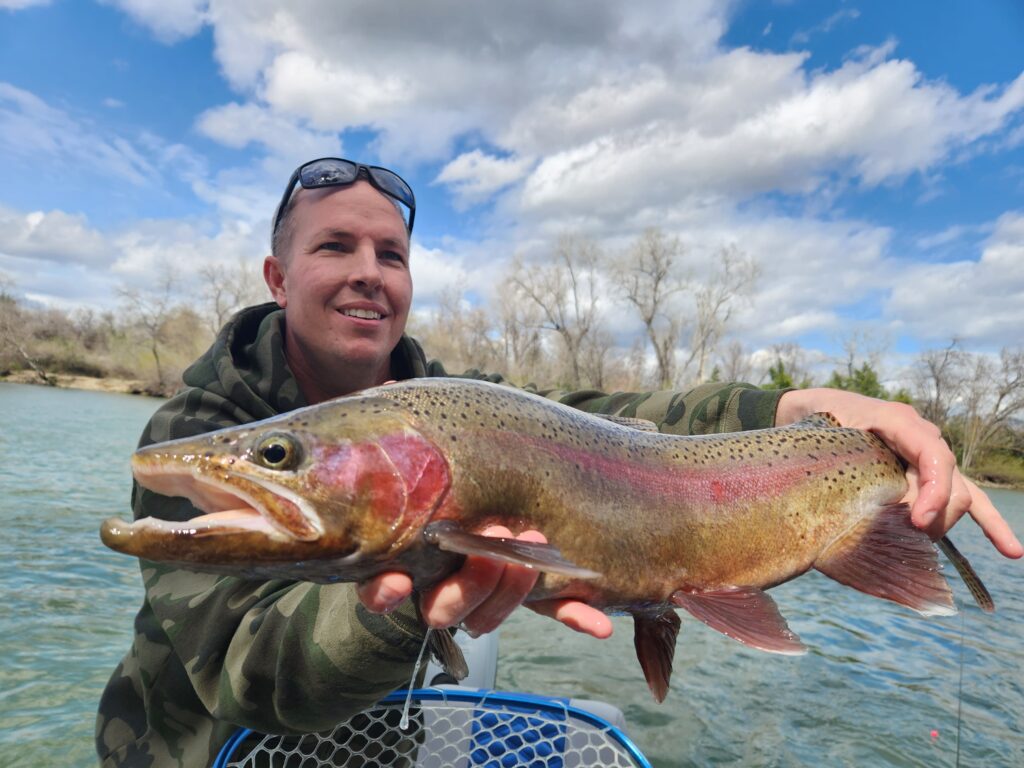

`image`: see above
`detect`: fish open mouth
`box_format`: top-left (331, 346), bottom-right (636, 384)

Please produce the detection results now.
top-left (129, 459), bottom-right (324, 542)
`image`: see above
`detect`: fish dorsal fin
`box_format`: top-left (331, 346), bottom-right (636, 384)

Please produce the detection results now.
top-left (593, 414), bottom-right (660, 432)
top-left (422, 522), bottom-right (601, 579)
top-left (632, 609), bottom-right (681, 703)
top-left (937, 536), bottom-right (995, 612)
top-left (428, 628), bottom-right (469, 681)
top-left (670, 586), bottom-right (805, 655)
top-left (788, 411), bottom-right (843, 429)
top-left (814, 503), bottom-right (955, 616)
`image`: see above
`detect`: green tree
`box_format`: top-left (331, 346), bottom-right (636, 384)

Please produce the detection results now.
top-left (825, 361), bottom-right (907, 401)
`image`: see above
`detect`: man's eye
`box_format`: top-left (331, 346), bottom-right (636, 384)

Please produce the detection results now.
top-left (318, 242), bottom-right (345, 252)
top-left (380, 251), bottom-right (406, 263)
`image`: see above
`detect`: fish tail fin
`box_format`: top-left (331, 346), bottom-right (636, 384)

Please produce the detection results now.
top-left (814, 503), bottom-right (955, 616)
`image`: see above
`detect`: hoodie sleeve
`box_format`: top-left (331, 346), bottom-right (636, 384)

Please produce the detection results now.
top-left (437, 364), bottom-right (790, 436)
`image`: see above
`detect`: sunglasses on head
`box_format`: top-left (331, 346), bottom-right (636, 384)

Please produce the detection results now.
top-left (272, 157), bottom-right (416, 235)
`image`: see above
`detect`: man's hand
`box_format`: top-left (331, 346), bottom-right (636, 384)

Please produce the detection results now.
top-left (776, 388), bottom-right (1023, 558)
top-left (356, 526), bottom-right (613, 638)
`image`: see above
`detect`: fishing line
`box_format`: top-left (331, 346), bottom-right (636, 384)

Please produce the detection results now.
top-left (401, 627), bottom-right (433, 730)
top-left (954, 607), bottom-right (966, 768)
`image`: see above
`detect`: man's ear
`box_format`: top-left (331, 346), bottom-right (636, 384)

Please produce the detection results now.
top-left (264, 256), bottom-right (287, 308)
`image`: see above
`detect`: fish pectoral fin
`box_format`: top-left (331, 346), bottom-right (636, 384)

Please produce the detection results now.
top-left (422, 523), bottom-right (601, 579)
top-left (670, 586), bottom-right (805, 655)
top-left (814, 503), bottom-right (956, 616)
top-left (937, 536), bottom-right (995, 612)
top-left (429, 629), bottom-right (469, 681)
top-left (593, 414), bottom-right (660, 432)
top-left (632, 609), bottom-right (681, 703)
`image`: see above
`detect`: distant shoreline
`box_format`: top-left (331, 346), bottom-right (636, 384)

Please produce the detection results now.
top-left (0, 370), bottom-right (160, 397)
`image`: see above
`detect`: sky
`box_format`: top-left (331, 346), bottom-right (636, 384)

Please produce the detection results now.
top-left (1, 0), bottom-right (1023, 374)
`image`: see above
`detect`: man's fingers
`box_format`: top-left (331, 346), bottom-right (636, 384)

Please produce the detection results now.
top-left (529, 599), bottom-right (614, 639)
top-left (962, 477), bottom-right (1024, 558)
top-left (356, 572), bottom-right (413, 613)
top-left (418, 526), bottom-right (511, 628)
top-left (459, 531), bottom-right (544, 635)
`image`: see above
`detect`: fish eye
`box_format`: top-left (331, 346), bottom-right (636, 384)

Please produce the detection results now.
top-left (255, 434), bottom-right (301, 470)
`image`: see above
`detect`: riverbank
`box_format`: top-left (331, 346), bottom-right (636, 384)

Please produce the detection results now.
top-left (0, 370), bottom-right (157, 397)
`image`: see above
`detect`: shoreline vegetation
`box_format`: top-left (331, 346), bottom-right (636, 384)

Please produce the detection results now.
top-left (4, 371), bottom-right (1022, 491)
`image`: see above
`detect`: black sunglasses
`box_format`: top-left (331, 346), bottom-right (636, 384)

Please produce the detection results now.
top-left (272, 157), bottom-right (416, 235)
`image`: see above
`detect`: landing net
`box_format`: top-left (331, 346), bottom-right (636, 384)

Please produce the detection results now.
top-left (215, 687), bottom-right (652, 768)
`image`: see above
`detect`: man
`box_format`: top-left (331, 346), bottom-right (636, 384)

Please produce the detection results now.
top-left (96, 158), bottom-right (1022, 767)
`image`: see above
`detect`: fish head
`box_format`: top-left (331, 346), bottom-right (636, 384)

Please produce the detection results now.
top-left (100, 396), bottom-right (451, 573)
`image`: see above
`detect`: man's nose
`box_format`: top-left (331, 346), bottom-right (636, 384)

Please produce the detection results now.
top-left (348, 244), bottom-right (383, 289)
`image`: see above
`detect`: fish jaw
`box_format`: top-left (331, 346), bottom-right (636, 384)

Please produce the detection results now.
top-left (101, 402), bottom-right (453, 571)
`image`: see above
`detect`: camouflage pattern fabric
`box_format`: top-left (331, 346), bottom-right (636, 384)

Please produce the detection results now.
top-left (96, 302), bottom-right (789, 767)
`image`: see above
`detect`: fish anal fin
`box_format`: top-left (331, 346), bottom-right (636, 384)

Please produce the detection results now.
top-left (937, 535), bottom-right (995, 613)
top-left (429, 628), bottom-right (469, 681)
top-left (632, 609), bottom-right (681, 703)
top-left (422, 522), bottom-right (601, 579)
top-left (814, 503), bottom-right (956, 616)
top-left (670, 586), bottom-right (805, 655)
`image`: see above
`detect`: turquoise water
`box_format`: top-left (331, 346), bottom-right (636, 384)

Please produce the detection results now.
top-left (1, 382), bottom-right (1022, 767)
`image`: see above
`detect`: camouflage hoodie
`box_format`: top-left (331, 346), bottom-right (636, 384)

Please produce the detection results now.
top-left (96, 302), bottom-right (789, 767)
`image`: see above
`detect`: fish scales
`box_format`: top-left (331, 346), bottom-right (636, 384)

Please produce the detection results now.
top-left (100, 377), bottom-right (993, 702)
top-left (373, 380), bottom-right (906, 602)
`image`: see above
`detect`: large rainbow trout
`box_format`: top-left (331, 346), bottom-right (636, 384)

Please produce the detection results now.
top-left (100, 378), bottom-right (992, 701)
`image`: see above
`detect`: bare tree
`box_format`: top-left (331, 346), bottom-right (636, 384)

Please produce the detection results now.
top-left (683, 245), bottom-right (759, 384)
top-left (957, 348), bottom-right (1024, 473)
top-left (408, 286), bottom-right (499, 374)
top-left (615, 228), bottom-right (687, 388)
top-left (505, 235), bottom-right (605, 388)
top-left (0, 273), bottom-right (54, 384)
top-left (715, 340), bottom-right (754, 385)
top-left (912, 339), bottom-right (968, 427)
top-left (199, 259), bottom-right (267, 335)
top-left (118, 267), bottom-right (179, 390)
top-left (494, 286), bottom-right (548, 383)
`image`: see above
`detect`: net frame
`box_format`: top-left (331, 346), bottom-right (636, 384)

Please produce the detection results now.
top-left (214, 687), bottom-right (653, 768)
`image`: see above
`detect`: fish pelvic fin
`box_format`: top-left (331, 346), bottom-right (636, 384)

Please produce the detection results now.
top-left (937, 535), bottom-right (995, 612)
top-left (670, 587), bottom-right (806, 655)
top-left (632, 609), bottom-right (681, 703)
top-left (814, 503), bottom-right (956, 616)
top-left (428, 628), bottom-right (469, 681)
top-left (422, 522), bottom-right (602, 579)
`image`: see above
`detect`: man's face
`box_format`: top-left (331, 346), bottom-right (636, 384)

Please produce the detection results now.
top-left (264, 180), bottom-right (413, 394)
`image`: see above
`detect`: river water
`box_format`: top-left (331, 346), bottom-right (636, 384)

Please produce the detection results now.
top-left (1, 382), bottom-right (1021, 767)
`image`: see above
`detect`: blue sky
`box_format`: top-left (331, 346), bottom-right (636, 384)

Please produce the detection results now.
top-left (1, 0), bottom-right (1022, 378)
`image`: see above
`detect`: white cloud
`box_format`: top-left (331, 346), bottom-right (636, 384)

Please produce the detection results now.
top-left (0, 0), bottom-right (51, 9)
top-left (99, 0), bottom-right (207, 43)
top-left (0, 82), bottom-right (155, 186)
top-left (196, 101), bottom-right (341, 159)
top-left (885, 211), bottom-right (1024, 346)
top-left (435, 151), bottom-right (532, 209)
top-left (0, 206), bottom-right (109, 265)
